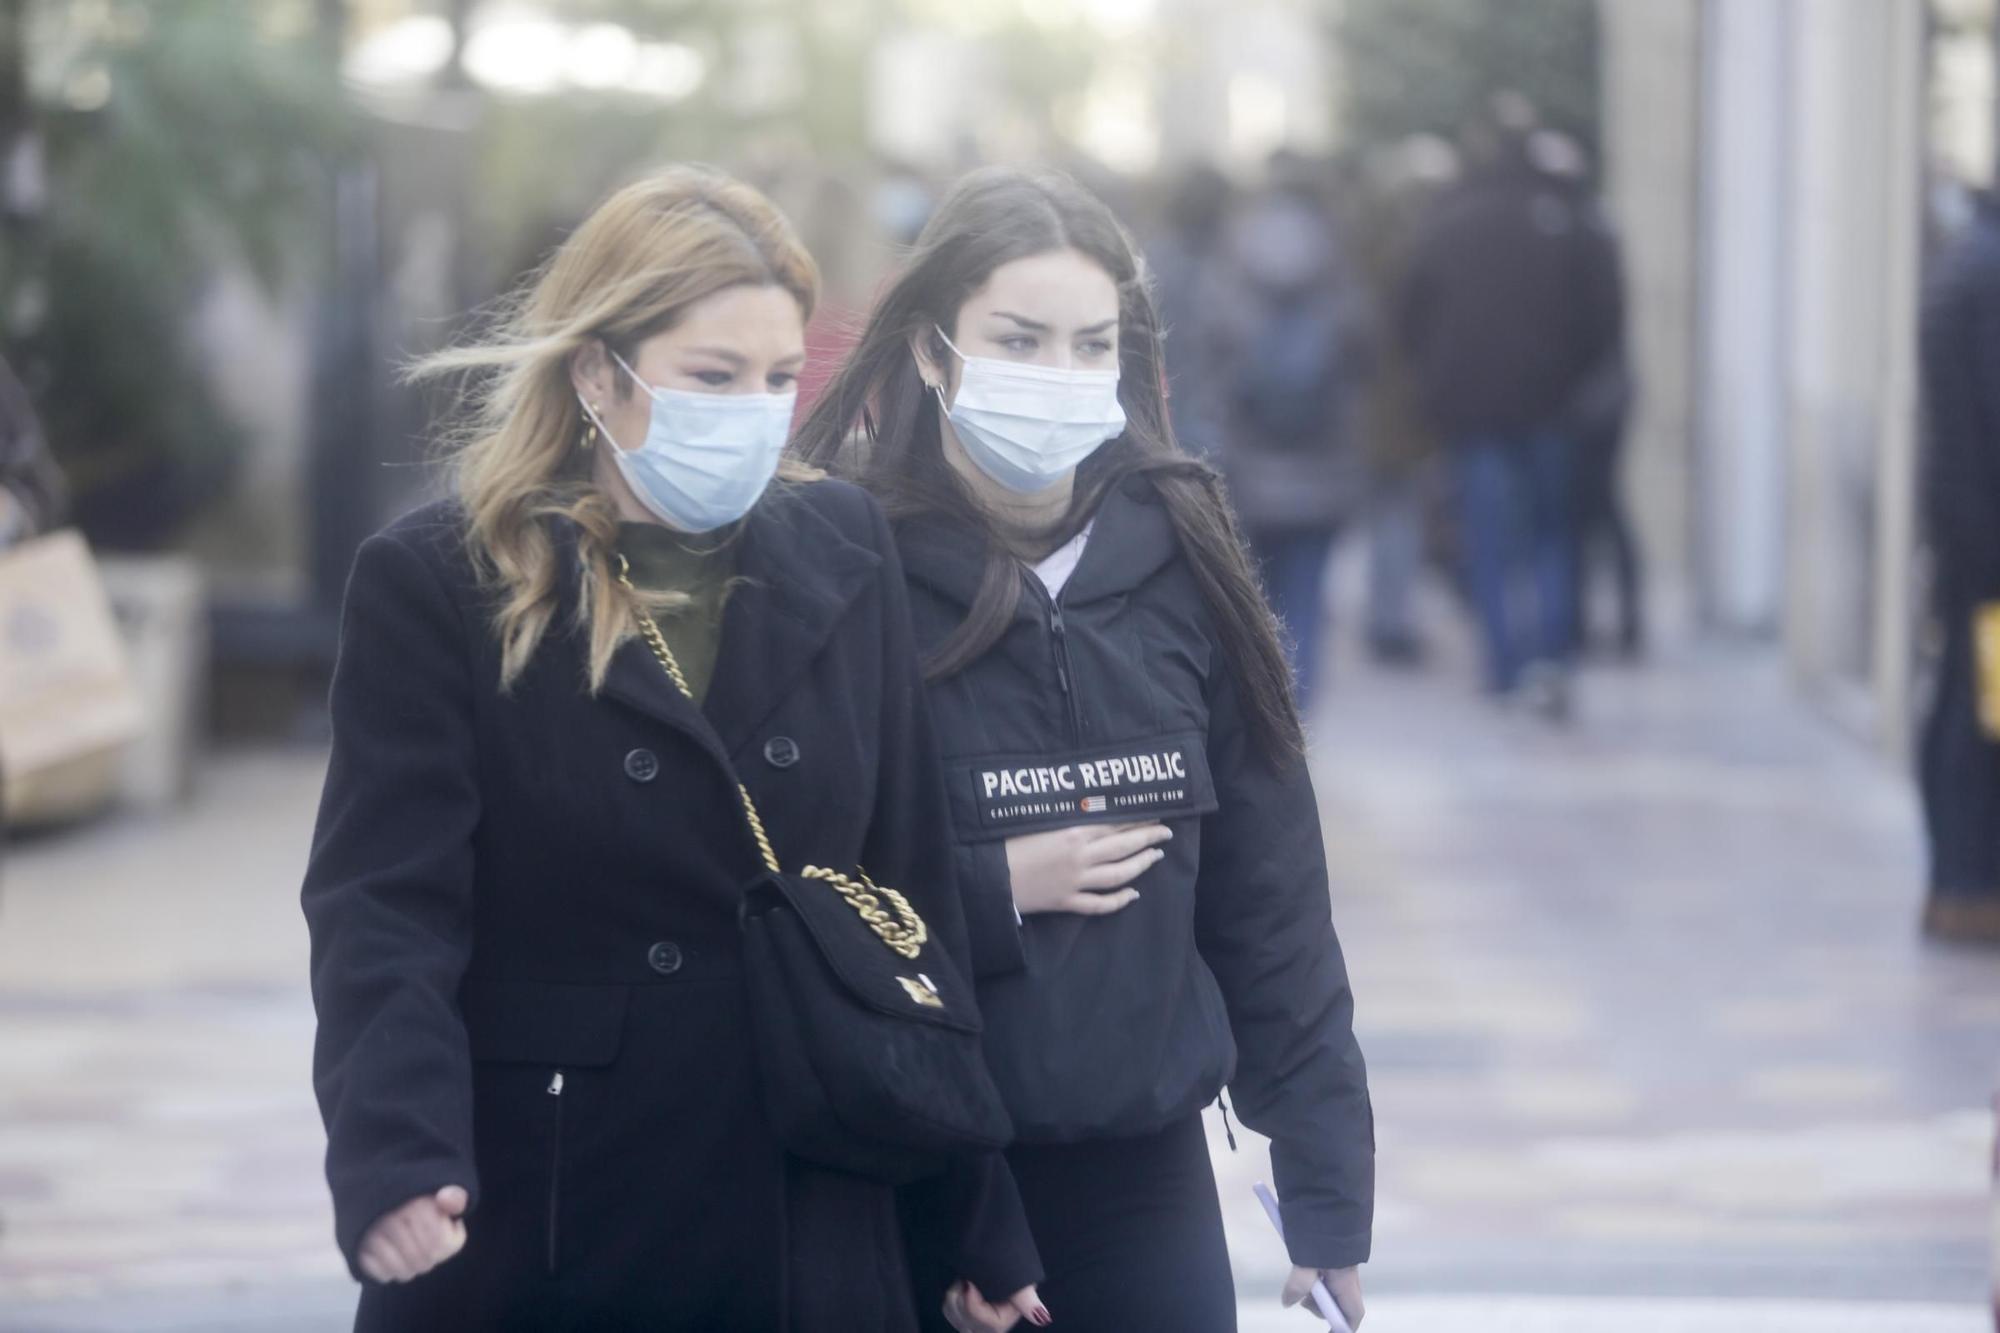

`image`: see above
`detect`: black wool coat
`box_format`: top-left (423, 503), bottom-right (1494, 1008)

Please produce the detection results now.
top-left (302, 479), bottom-right (1037, 1332)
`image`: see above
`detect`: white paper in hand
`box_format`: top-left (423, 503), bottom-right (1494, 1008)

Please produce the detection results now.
top-left (1252, 1183), bottom-right (1354, 1333)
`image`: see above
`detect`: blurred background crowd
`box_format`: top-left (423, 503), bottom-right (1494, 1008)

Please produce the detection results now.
top-left (1, 1), bottom-right (1999, 1330)
top-left (0, 0), bottom-right (1985, 790)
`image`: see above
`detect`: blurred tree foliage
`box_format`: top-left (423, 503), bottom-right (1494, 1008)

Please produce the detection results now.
top-left (1335, 0), bottom-right (1600, 153)
top-left (451, 0), bottom-right (1106, 293)
top-left (3, 0), bottom-right (349, 549)
top-left (455, 0), bottom-right (900, 294)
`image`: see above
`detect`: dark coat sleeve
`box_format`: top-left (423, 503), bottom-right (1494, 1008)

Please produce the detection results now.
top-left (955, 838), bottom-right (1028, 979)
top-left (1193, 647), bottom-right (1373, 1271)
top-left (301, 529), bottom-right (482, 1280)
top-left (849, 495), bottom-right (1042, 1303)
top-left (1922, 225), bottom-right (2000, 601)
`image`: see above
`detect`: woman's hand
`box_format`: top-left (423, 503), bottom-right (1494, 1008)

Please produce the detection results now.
top-left (942, 1279), bottom-right (1051, 1332)
top-left (1003, 821), bottom-right (1171, 916)
top-left (357, 1186), bottom-right (470, 1284)
top-left (1281, 1264), bottom-right (1364, 1327)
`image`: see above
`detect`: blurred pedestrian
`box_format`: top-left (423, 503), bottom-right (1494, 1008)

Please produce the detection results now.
top-left (1399, 113), bottom-right (1619, 719)
top-left (301, 167), bottom-right (1042, 1331)
top-left (0, 353), bottom-right (66, 546)
top-left (0, 351), bottom-right (67, 848)
top-left (1148, 162), bottom-right (1234, 458)
top-left (1352, 136), bottom-right (1460, 667)
top-left (1209, 160), bottom-right (1372, 711)
top-left (1531, 130), bottom-right (1645, 660)
top-left (1917, 187), bottom-right (2000, 946)
top-left (797, 165), bottom-right (1374, 1333)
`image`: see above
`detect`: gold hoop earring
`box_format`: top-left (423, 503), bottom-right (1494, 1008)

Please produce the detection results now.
top-left (581, 417), bottom-right (599, 450)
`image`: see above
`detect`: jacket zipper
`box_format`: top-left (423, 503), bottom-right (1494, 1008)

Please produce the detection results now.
top-left (1032, 580), bottom-right (1086, 745)
top-left (545, 1069), bottom-right (565, 1273)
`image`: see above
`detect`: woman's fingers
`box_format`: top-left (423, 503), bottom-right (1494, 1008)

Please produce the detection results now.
top-left (1082, 822), bottom-right (1172, 864)
top-left (1078, 845), bottom-right (1167, 890)
top-left (358, 1188), bottom-right (474, 1285)
top-left (955, 1281), bottom-right (1025, 1332)
top-left (374, 1230), bottom-right (421, 1283)
top-left (1325, 1266), bottom-right (1365, 1328)
top-left (387, 1203), bottom-right (454, 1280)
top-left (357, 1237), bottom-right (398, 1284)
top-left (941, 1281), bottom-right (973, 1332)
top-left (384, 1213), bottom-right (429, 1274)
top-left (1064, 886), bottom-right (1143, 915)
top-left (413, 1209), bottom-right (462, 1271)
top-left (1007, 1284), bottom-right (1053, 1328)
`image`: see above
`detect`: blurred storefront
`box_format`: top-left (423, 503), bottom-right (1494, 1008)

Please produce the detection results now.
top-left (1604, 0), bottom-right (1991, 757)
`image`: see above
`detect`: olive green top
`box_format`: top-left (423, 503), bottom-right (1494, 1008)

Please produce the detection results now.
top-left (616, 521), bottom-right (737, 705)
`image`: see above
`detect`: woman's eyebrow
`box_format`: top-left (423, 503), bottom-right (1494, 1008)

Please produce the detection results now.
top-left (988, 311), bottom-right (1117, 335)
top-left (988, 310), bottom-right (1051, 332)
top-left (684, 346), bottom-right (748, 365)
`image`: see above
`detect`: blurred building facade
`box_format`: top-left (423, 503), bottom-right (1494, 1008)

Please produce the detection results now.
top-left (1603, 0), bottom-right (1991, 755)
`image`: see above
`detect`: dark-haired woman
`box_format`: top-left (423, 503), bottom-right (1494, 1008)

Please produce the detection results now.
top-left (796, 167), bottom-right (1373, 1332)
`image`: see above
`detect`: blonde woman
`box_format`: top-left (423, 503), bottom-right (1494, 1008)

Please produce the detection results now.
top-left (302, 167), bottom-right (1045, 1332)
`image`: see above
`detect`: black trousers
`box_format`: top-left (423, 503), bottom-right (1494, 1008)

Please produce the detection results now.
top-left (1572, 424), bottom-right (1644, 653)
top-left (1011, 1115), bottom-right (1236, 1332)
top-left (1920, 591), bottom-right (2000, 901)
top-left (908, 1115), bottom-right (1236, 1332)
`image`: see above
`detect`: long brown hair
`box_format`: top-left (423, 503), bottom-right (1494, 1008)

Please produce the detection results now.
top-left (410, 165), bottom-right (819, 692)
top-left (793, 167), bottom-right (1301, 764)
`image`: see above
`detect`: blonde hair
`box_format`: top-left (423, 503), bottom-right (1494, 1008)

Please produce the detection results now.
top-left (412, 165), bottom-right (821, 692)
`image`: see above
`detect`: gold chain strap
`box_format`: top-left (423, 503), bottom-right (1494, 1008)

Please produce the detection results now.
top-left (616, 557), bottom-right (930, 961)
top-left (800, 865), bottom-right (928, 961)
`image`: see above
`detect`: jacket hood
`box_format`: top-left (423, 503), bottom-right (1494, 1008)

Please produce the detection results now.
top-left (895, 474), bottom-right (1182, 617)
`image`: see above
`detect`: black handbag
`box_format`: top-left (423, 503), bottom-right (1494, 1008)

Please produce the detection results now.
top-left (622, 568), bottom-right (1013, 1182)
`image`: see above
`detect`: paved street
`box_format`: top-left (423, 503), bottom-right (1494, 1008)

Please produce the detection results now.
top-left (0, 598), bottom-right (1994, 1331)
top-left (1211, 609), bottom-right (1996, 1330)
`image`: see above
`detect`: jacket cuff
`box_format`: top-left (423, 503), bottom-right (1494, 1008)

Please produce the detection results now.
top-left (333, 1160), bottom-right (479, 1282)
top-left (957, 841), bottom-right (1027, 978)
top-left (944, 1156), bottom-right (1044, 1305)
top-left (1279, 1217), bottom-right (1372, 1272)
top-left (959, 1246), bottom-right (1045, 1311)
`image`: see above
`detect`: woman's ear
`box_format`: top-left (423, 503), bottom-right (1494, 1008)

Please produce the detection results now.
top-left (909, 326), bottom-right (951, 395)
top-left (570, 338), bottom-right (615, 410)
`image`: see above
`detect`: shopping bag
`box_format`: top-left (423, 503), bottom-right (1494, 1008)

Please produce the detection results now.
top-left (0, 529), bottom-right (144, 822)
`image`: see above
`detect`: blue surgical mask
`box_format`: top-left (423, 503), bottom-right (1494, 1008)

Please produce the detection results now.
top-left (932, 327), bottom-right (1126, 493)
top-left (582, 351), bottom-right (796, 533)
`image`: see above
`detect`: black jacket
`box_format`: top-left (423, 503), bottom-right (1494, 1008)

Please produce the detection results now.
top-left (1398, 164), bottom-right (1622, 440)
top-left (302, 480), bottom-right (1037, 1332)
top-left (894, 476), bottom-right (1374, 1270)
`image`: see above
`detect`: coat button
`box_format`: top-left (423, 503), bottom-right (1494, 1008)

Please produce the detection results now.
top-left (646, 941), bottom-right (683, 975)
top-left (623, 748), bottom-right (659, 783)
top-left (763, 737), bottom-right (800, 769)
